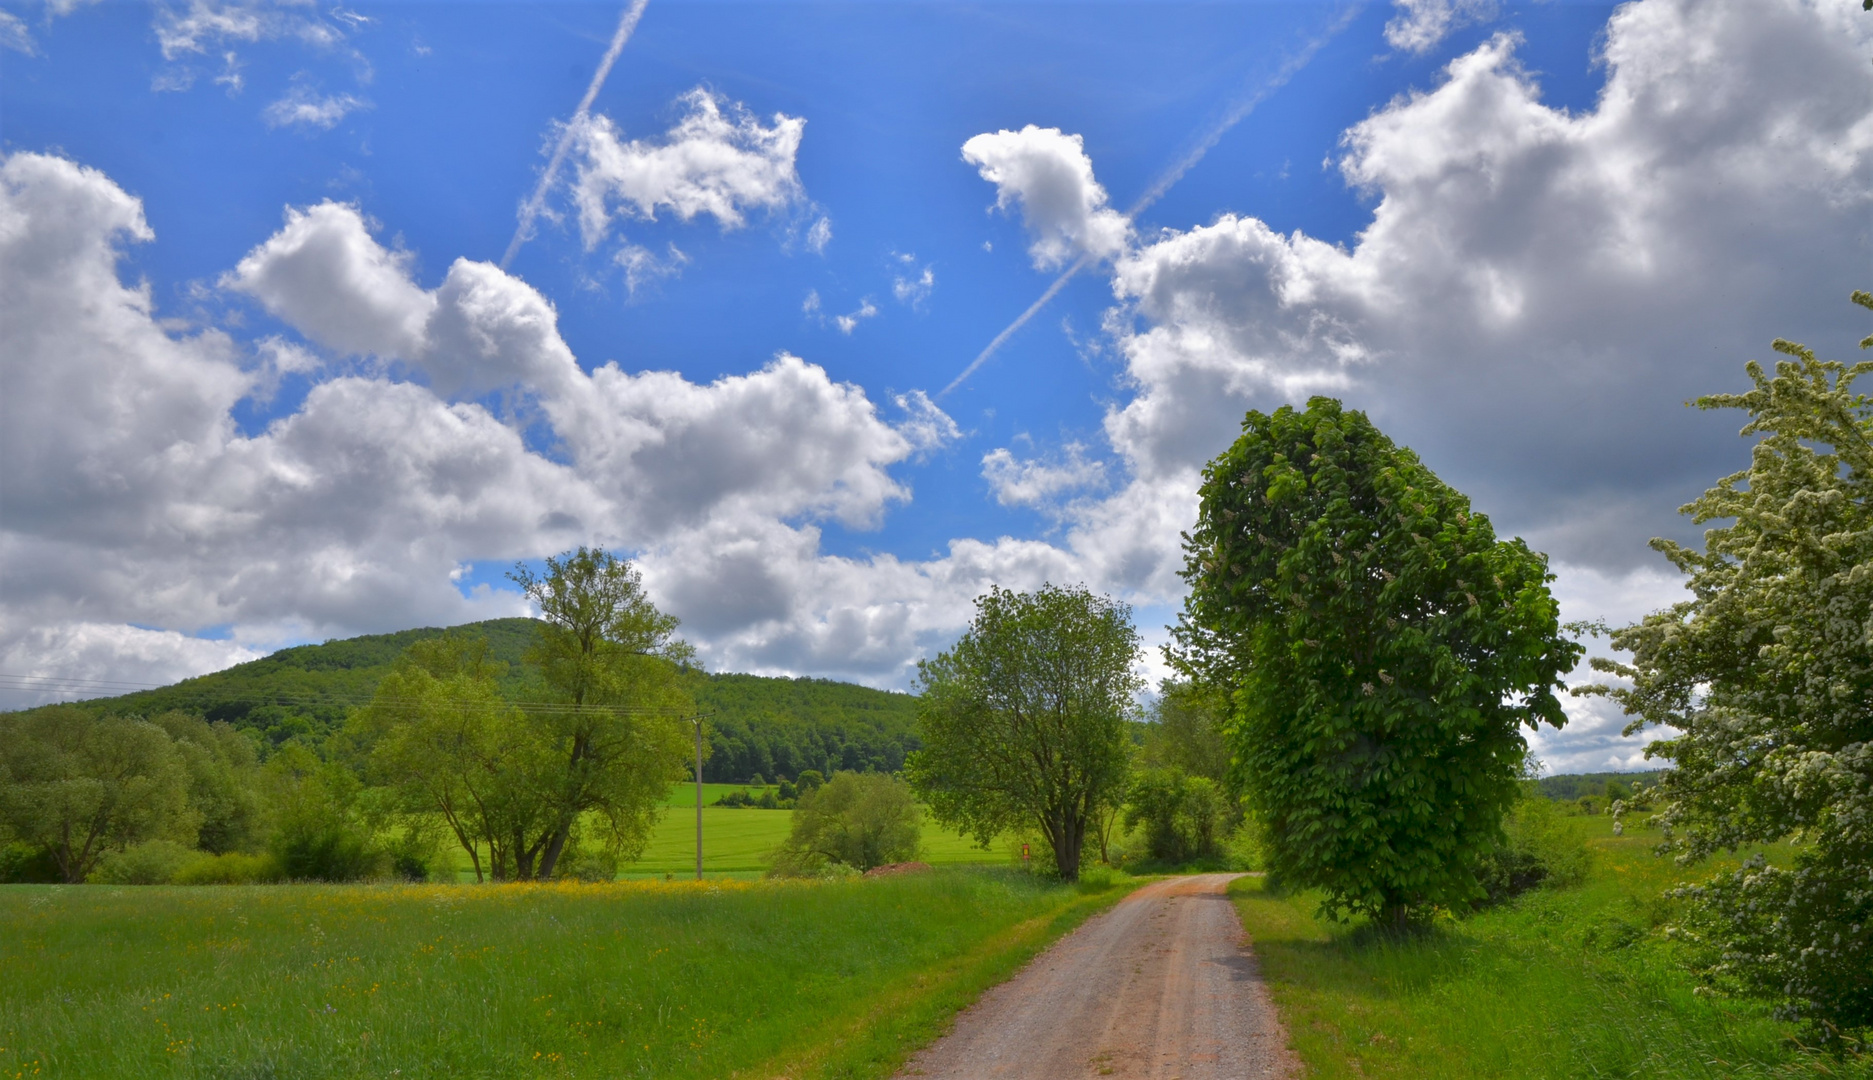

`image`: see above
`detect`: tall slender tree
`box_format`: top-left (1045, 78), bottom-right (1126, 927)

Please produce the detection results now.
top-left (511, 547), bottom-right (697, 880)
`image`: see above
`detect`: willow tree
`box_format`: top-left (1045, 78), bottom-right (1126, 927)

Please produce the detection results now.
top-left (908, 584), bottom-right (1139, 882)
top-left (0, 707), bottom-right (194, 882)
top-left (1174, 398), bottom-right (1579, 925)
top-left (354, 633), bottom-right (545, 882)
top-left (1588, 292), bottom-right (1873, 1038)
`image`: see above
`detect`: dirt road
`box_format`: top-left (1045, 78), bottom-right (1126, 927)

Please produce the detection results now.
top-left (896, 874), bottom-right (1296, 1080)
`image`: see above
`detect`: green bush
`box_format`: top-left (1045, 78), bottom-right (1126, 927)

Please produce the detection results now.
top-left (171, 851), bottom-right (284, 884)
top-left (769, 770), bottom-right (920, 875)
top-left (90, 839), bottom-right (195, 884)
top-left (554, 844), bottom-right (619, 883)
top-left (0, 841), bottom-right (60, 883)
top-left (1124, 767), bottom-right (1231, 863)
top-left (273, 825), bottom-right (383, 882)
top-left (267, 745), bottom-right (384, 882)
top-left (1075, 863), bottom-right (1125, 894)
top-left (1476, 793), bottom-right (1592, 906)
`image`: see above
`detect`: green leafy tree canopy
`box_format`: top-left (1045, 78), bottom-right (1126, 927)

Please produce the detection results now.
top-left (1175, 398), bottom-right (1580, 924)
top-left (509, 547), bottom-right (698, 880)
top-left (908, 583), bottom-right (1141, 882)
top-left (772, 770), bottom-right (921, 874)
top-left (0, 707), bottom-right (196, 882)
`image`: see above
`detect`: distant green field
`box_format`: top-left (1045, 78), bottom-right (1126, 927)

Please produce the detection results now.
top-left (625, 802), bottom-right (1000, 877)
top-left (0, 871), bottom-right (1124, 1079)
top-left (424, 790), bottom-right (998, 881)
top-left (658, 781), bottom-right (750, 808)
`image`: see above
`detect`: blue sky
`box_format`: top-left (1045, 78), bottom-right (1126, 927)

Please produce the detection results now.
top-left (3, 0), bottom-right (1870, 772)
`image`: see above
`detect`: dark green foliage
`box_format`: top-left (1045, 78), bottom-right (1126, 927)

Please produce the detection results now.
top-left (712, 787), bottom-right (786, 809)
top-left (150, 712), bottom-right (269, 853)
top-left (796, 769), bottom-right (825, 794)
top-left (1175, 398), bottom-right (1580, 924)
top-left (266, 746), bottom-right (382, 882)
top-left (1124, 767), bottom-right (1231, 863)
top-left (1474, 793), bottom-right (1592, 906)
top-left (0, 707), bottom-right (196, 882)
top-left (78, 618), bottom-right (540, 744)
top-left (1534, 771), bottom-right (1667, 802)
top-left (0, 842), bottom-right (59, 883)
top-left (692, 675), bottom-right (921, 782)
top-left (1142, 680), bottom-right (1231, 781)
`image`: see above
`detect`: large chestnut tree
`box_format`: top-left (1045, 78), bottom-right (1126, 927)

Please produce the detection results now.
top-left (1173, 398), bottom-right (1578, 925)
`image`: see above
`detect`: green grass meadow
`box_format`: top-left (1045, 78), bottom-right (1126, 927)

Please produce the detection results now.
top-left (0, 870), bottom-right (1124, 1080)
top-left (569, 784), bottom-right (1001, 879)
top-left (1231, 815), bottom-right (1873, 1080)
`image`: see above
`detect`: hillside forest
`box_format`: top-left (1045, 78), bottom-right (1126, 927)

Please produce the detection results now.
top-left (45, 617), bottom-right (921, 783)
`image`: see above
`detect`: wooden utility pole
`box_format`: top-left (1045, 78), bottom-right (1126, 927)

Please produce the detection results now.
top-left (694, 715), bottom-right (704, 880)
top-left (688, 713), bottom-right (711, 880)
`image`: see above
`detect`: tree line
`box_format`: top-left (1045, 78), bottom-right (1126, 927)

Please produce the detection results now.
top-left (0, 549), bottom-right (700, 884)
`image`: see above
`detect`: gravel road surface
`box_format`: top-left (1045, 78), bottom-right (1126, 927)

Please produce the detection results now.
top-left (896, 873), bottom-right (1297, 1080)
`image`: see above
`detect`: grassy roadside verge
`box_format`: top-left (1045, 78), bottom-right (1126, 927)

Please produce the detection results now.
top-left (1229, 818), bottom-right (1871, 1079)
top-left (0, 869), bottom-right (1122, 1079)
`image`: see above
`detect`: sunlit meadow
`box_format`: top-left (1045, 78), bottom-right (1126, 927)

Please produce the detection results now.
top-left (0, 870), bottom-right (1114, 1079)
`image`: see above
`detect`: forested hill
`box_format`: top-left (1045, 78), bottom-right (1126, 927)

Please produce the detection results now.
top-left (41, 618), bottom-right (919, 782)
top-left (1536, 770), bottom-right (1666, 801)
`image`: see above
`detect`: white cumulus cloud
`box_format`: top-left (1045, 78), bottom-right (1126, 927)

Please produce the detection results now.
top-left (570, 88), bottom-right (807, 249)
top-left (1384, 0), bottom-right (1497, 54)
top-left (981, 442), bottom-right (1108, 510)
top-left (962, 125), bottom-right (1132, 270)
top-left (0, 149), bottom-right (962, 702)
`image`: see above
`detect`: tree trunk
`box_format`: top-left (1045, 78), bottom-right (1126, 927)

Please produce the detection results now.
top-left (1048, 811), bottom-right (1084, 882)
top-left (538, 825), bottom-right (570, 881)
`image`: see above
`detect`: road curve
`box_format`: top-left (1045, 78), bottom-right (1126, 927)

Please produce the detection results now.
top-left (896, 873), bottom-right (1297, 1080)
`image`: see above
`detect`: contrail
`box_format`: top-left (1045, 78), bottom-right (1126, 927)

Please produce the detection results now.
top-left (941, 255), bottom-right (1091, 398)
top-left (500, 0), bottom-right (651, 270)
top-left (939, 2), bottom-right (1362, 398)
top-left (1123, 2), bottom-right (1361, 221)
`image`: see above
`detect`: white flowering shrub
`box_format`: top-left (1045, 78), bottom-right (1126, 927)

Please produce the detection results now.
top-left (1588, 292), bottom-right (1873, 1043)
